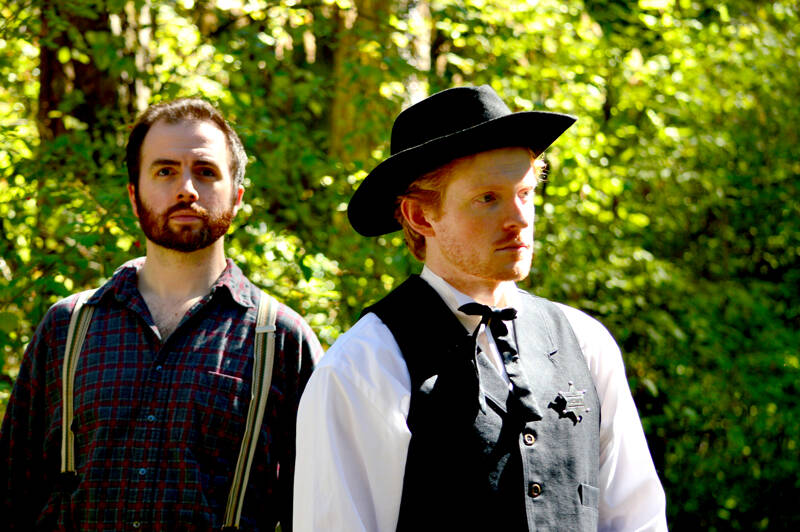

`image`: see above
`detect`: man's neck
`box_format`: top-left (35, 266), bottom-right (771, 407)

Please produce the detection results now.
top-left (137, 239), bottom-right (228, 302)
top-left (422, 264), bottom-right (516, 307)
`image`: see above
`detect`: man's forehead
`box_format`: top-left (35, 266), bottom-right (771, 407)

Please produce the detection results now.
top-left (145, 118), bottom-right (226, 143)
top-left (141, 119), bottom-right (229, 162)
top-left (445, 147), bottom-right (535, 186)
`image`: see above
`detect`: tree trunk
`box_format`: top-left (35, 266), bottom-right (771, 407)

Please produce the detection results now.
top-left (36, 0), bottom-right (67, 142)
top-left (329, 0), bottom-right (392, 164)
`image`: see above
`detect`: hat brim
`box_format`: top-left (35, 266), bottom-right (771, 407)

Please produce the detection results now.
top-left (348, 110), bottom-right (576, 236)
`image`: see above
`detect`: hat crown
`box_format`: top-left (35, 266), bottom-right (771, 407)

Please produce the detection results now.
top-left (390, 85), bottom-right (512, 155)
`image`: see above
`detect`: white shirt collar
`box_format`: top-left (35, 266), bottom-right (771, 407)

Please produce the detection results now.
top-left (419, 266), bottom-right (520, 333)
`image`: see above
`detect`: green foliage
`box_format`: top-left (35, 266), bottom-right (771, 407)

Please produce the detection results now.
top-left (1, 0), bottom-right (798, 528)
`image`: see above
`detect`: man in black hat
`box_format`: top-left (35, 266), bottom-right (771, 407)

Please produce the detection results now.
top-left (294, 86), bottom-right (667, 531)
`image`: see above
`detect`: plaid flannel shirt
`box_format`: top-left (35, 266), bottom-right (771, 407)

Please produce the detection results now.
top-left (0, 258), bottom-right (323, 531)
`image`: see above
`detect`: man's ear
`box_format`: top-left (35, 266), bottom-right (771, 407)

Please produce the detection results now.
top-left (127, 184), bottom-right (139, 218)
top-left (232, 184), bottom-right (245, 216)
top-left (400, 198), bottom-right (435, 237)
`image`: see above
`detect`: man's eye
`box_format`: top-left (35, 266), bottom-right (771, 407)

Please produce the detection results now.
top-left (198, 167), bottom-right (218, 178)
top-left (477, 193), bottom-right (495, 204)
top-left (156, 168), bottom-right (172, 177)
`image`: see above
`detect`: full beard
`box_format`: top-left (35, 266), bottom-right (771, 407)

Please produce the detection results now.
top-left (135, 194), bottom-right (234, 252)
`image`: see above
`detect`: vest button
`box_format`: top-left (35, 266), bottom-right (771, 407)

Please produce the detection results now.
top-left (523, 432), bottom-right (536, 446)
top-left (528, 482), bottom-right (543, 498)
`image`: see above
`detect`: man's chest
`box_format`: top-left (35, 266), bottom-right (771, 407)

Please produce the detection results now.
top-left (48, 306), bottom-right (256, 444)
top-left (146, 295), bottom-right (203, 340)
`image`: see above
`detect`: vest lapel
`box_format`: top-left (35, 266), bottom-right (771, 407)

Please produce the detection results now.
top-left (513, 295), bottom-right (558, 361)
top-left (476, 352), bottom-right (509, 414)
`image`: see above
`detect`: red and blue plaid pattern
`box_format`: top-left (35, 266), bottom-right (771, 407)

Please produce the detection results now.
top-left (0, 259), bottom-right (323, 530)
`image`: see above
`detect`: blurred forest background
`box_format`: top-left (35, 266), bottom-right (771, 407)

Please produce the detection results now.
top-left (0, 0), bottom-right (798, 529)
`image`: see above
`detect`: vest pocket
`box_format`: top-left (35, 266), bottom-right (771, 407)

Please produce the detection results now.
top-left (579, 483), bottom-right (599, 509)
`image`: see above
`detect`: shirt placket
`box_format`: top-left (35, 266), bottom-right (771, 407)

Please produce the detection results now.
top-left (119, 324), bottom-right (167, 530)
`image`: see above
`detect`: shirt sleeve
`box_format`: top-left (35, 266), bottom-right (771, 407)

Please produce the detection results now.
top-left (293, 314), bottom-right (412, 532)
top-left (272, 306), bottom-right (326, 531)
top-left (0, 300), bottom-right (68, 529)
top-left (556, 303), bottom-right (668, 532)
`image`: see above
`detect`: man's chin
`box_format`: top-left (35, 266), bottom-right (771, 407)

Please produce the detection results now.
top-left (483, 269), bottom-right (530, 284)
top-left (163, 241), bottom-right (215, 253)
top-left (146, 231), bottom-right (218, 253)
top-left (502, 262), bottom-right (532, 282)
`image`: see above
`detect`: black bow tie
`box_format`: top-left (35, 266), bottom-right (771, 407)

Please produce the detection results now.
top-left (458, 302), bottom-right (541, 421)
top-left (458, 302), bottom-right (517, 338)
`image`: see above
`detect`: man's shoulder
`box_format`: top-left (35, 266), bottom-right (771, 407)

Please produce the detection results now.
top-left (40, 258), bottom-right (147, 339)
top-left (232, 272), bottom-right (323, 361)
top-left (323, 312), bottom-right (392, 355)
top-left (515, 289), bottom-right (571, 314)
top-left (551, 301), bottom-right (614, 341)
top-left (31, 281), bottom-right (114, 353)
top-left (310, 312), bottom-right (410, 407)
top-left (46, 270), bottom-right (122, 323)
top-left (517, 291), bottom-right (607, 328)
top-left (270, 295), bottom-right (319, 341)
top-left (42, 291), bottom-right (90, 326)
top-left (364, 274), bottom-right (429, 313)
top-left (318, 313), bottom-right (403, 372)
top-left (516, 291), bottom-right (617, 346)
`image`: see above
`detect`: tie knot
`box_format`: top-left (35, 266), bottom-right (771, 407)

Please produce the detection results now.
top-left (458, 302), bottom-right (517, 337)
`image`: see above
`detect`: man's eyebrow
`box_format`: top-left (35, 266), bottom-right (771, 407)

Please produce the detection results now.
top-left (149, 158), bottom-right (180, 169)
top-left (148, 158), bottom-right (222, 169)
top-left (193, 159), bottom-right (221, 168)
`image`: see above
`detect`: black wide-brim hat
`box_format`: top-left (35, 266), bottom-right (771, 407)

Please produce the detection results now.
top-left (347, 85), bottom-right (576, 236)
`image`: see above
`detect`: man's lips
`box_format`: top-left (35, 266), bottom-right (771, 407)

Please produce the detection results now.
top-left (496, 241), bottom-right (530, 251)
top-left (169, 209), bottom-right (204, 222)
top-left (166, 202), bottom-right (207, 222)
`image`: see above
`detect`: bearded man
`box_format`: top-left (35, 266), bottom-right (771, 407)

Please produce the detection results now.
top-left (0, 98), bottom-right (323, 530)
top-left (294, 86), bottom-right (667, 531)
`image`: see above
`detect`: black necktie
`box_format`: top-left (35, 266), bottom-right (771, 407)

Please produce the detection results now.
top-left (458, 302), bottom-right (541, 420)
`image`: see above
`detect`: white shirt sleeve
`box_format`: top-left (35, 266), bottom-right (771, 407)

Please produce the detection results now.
top-left (556, 303), bottom-right (668, 532)
top-left (293, 313), bottom-right (411, 532)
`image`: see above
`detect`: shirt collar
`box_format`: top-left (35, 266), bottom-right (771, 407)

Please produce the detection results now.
top-left (88, 257), bottom-right (255, 309)
top-left (86, 257), bottom-right (144, 306)
top-left (210, 258), bottom-right (257, 309)
top-left (419, 265), bottom-right (520, 333)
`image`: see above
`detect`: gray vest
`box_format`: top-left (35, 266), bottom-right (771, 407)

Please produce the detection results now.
top-left (365, 275), bottom-right (601, 531)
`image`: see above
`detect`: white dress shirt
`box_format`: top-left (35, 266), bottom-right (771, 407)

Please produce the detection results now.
top-left (294, 267), bottom-right (667, 531)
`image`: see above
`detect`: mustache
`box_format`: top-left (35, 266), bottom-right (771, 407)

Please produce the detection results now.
top-left (165, 202), bottom-right (208, 218)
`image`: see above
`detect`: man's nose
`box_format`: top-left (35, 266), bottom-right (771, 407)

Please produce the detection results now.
top-left (505, 197), bottom-right (532, 229)
top-left (176, 169), bottom-right (199, 202)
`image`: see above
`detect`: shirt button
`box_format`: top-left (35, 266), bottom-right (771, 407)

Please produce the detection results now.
top-left (132, 522), bottom-right (141, 529)
top-left (523, 432), bottom-right (536, 446)
top-left (138, 468), bottom-right (147, 477)
top-left (155, 365), bottom-right (163, 371)
top-left (528, 482), bottom-right (543, 498)
top-left (146, 414), bottom-right (156, 422)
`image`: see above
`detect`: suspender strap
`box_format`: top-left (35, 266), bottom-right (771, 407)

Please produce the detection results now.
top-left (222, 290), bottom-right (279, 529)
top-left (60, 289), bottom-right (97, 475)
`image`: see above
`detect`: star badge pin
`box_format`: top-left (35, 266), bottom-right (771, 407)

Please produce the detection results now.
top-left (548, 381), bottom-right (590, 425)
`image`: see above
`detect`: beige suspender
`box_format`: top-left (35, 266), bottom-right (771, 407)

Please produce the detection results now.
top-left (60, 289), bottom-right (279, 529)
top-left (61, 289), bottom-right (97, 476)
top-left (223, 290), bottom-right (278, 529)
